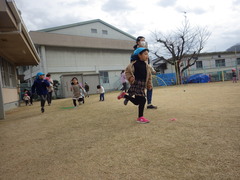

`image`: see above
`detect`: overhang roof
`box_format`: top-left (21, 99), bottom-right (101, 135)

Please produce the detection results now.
top-left (0, 0), bottom-right (40, 66)
top-left (29, 31), bottom-right (135, 51)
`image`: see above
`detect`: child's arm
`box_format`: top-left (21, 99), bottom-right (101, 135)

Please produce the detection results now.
top-left (125, 63), bottom-right (135, 84)
top-left (146, 65), bottom-right (153, 90)
top-left (79, 85), bottom-right (84, 90)
top-left (43, 80), bottom-right (50, 87)
top-left (82, 88), bottom-right (86, 95)
top-left (79, 85), bottom-right (86, 95)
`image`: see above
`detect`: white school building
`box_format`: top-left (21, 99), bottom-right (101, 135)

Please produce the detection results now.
top-left (19, 19), bottom-right (136, 97)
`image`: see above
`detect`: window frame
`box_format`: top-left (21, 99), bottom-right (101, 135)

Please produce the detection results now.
top-left (102, 30), bottom-right (108, 35)
top-left (0, 57), bottom-right (17, 88)
top-left (99, 71), bottom-right (109, 84)
top-left (215, 59), bottom-right (225, 67)
top-left (91, 28), bottom-right (97, 34)
top-left (196, 61), bottom-right (203, 69)
top-left (237, 58), bottom-right (240, 65)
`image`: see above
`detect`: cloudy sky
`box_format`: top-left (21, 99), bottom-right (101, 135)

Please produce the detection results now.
top-left (15, 0), bottom-right (240, 52)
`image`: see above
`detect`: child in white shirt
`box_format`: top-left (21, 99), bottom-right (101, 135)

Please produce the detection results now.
top-left (97, 85), bottom-right (105, 101)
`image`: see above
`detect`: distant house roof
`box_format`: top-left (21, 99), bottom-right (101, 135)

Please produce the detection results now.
top-left (37, 19), bottom-right (136, 41)
top-left (198, 51), bottom-right (240, 57)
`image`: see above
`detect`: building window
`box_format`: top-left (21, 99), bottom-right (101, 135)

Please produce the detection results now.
top-left (0, 57), bottom-right (16, 88)
top-left (196, 61), bottom-right (203, 69)
top-left (237, 58), bottom-right (240, 65)
top-left (91, 28), bottom-right (97, 33)
top-left (102, 30), bottom-right (108, 35)
top-left (215, 59), bottom-right (225, 67)
top-left (22, 66), bottom-right (29, 71)
top-left (100, 71), bottom-right (109, 84)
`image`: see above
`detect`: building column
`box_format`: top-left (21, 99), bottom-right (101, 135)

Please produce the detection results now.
top-left (40, 45), bottom-right (47, 74)
top-left (29, 65), bottom-right (33, 85)
top-left (0, 70), bottom-right (5, 120)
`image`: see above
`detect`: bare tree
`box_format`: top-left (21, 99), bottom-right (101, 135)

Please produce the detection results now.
top-left (152, 19), bottom-right (211, 84)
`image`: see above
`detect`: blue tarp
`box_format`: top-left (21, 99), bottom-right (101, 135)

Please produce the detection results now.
top-left (186, 73), bottom-right (210, 83)
top-left (155, 73), bottom-right (210, 86)
top-left (156, 73), bottom-right (176, 86)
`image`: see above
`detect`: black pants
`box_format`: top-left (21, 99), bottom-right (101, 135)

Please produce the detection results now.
top-left (73, 98), bottom-right (85, 106)
top-left (40, 95), bottom-right (47, 107)
top-left (73, 99), bottom-right (77, 107)
top-left (100, 93), bottom-right (104, 101)
top-left (47, 91), bottom-right (52, 105)
top-left (121, 82), bottom-right (127, 92)
top-left (25, 100), bottom-right (29, 106)
top-left (124, 95), bottom-right (146, 117)
top-left (29, 96), bottom-right (33, 105)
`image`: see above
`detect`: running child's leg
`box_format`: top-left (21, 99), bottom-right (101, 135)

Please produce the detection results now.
top-left (47, 92), bottom-right (52, 105)
top-left (73, 99), bottom-right (77, 107)
top-left (30, 95), bottom-right (33, 105)
top-left (102, 93), bottom-right (104, 101)
top-left (40, 95), bottom-right (47, 107)
top-left (124, 94), bottom-right (139, 105)
top-left (135, 96), bottom-right (146, 117)
top-left (40, 95), bottom-right (47, 113)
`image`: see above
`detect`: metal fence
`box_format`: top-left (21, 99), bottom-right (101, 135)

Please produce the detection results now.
top-left (154, 68), bottom-right (238, 86)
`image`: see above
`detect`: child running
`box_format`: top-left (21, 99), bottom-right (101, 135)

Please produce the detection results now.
top-left (118, 47), bottom-right (152, 123)
top-left (45, 73), bottom-right (54, 106)
top-left (31, 72), bottom-right (50, 113)
top-left (70, 77), bottom-right (85, 107)
top-left (232, 69), bottom-right (237, 83)
top-left (125, 36), bottom-right (157, 109)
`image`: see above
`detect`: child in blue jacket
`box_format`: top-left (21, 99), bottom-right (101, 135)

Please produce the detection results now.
top-left (31, 72), bottom-right (50, 113)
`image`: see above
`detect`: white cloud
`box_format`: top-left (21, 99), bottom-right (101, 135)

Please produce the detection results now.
top-left (157, 0), bottom-right (177, 7)
top-left (102, 0), bottom-right (134, 12)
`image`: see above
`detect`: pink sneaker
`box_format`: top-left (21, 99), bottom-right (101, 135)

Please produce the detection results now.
top-left (136, 116), bottom-right (150, 123)
top-left (117, 92), bottom-right (126, 100)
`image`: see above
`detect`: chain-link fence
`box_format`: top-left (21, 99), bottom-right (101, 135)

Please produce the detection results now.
top-left (153, 68), bottom-right (238, 86)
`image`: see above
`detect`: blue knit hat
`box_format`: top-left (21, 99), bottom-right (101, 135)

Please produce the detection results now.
top-left (133, 47), bottom-right (149, 55)
top-left (36, 72), bottom-right (44, 79)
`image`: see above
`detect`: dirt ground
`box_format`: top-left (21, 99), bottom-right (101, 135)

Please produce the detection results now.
top-left (0, 81), bottom-right (239, 180)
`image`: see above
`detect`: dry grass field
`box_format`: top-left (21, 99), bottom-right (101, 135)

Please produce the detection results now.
top-left (0, 81), bottom-right (240, 180)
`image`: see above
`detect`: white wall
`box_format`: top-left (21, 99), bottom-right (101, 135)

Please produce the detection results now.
top-left (45, 46), bottom-right (131, 72)
top-left (49, 22), bottom-right (133, 41)
top-left (164, 52), bottom-right (240, 75)
top-left (23, 46), bottom-right (133, 93)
